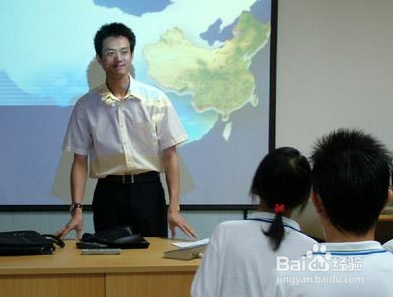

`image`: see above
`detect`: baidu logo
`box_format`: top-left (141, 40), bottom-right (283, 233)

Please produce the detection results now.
top-left (306, 244), bottom-right (331, 271)
top-left (275, 244), bottom-right (364, 285)
top-left (277, 244), bottom-right (331, 272)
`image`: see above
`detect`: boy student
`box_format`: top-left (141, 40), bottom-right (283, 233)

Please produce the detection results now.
top-left (57, 23), bottom-right (197, 239)
top-left (266, 128), bottom-right (393, 297)
top-left (191, 147), bottom-right (317, 297)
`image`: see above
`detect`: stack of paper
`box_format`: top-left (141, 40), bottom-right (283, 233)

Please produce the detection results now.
top-left (164, 238), bottom-right (210, 260)
top-left (171, 238), bottom-right (210, 248)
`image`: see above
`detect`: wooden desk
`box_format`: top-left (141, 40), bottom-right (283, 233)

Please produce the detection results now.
top-left (0, 238), bottom-right (200, 297)
top-left (379, 213), bottom-right (393, 222)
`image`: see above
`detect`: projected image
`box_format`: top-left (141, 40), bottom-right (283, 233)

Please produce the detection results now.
top-left (0, 0), bottom-right (274, 206)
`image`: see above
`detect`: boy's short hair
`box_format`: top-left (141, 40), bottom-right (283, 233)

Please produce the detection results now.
top-left (311, 128), bottom-right (391, 234)
top-left (94, 22), bottom-right (136, 57)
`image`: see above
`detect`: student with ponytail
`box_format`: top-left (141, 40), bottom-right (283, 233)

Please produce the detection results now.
top-left (191, 147), bottom-right (317, 297)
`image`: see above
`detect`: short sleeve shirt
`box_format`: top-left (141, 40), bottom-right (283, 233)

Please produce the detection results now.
top-left (265, 241), bottom-right (393, 297)
top-left (62, 75), bottom-right (188, 178)
top-left (191, 212), bottom-right (317, 297)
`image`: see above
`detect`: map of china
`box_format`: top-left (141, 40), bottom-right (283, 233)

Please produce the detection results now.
top-left (143, 12), bottom-right (270, 121)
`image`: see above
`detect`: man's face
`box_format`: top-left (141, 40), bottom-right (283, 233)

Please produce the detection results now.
top-left (97, 36), bottom-right (133, 79)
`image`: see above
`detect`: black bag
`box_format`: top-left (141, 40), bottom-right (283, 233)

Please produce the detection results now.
top-left (0, 230), bottom-right (65, 256)
top-left (76, 225), bottom-right (149, 249)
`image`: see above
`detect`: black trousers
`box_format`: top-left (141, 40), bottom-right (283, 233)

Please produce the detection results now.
top-left (92, 172), bottom-right (167, 237)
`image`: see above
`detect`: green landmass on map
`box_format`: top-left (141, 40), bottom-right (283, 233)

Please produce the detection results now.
top-left (143, 12), bottom-right (270, 120)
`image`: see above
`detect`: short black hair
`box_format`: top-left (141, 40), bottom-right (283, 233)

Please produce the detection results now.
top-left (94, 22), bottom-right (136, 58)
top-left (311, 128), bottom-right (391, 234)
top-left (250, 147), bottom-right (311, 250)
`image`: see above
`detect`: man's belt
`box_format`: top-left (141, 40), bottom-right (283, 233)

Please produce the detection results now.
top-left (102, 172), bottom-right (160, 184)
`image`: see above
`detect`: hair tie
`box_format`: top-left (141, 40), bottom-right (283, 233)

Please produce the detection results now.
top-left (274, 203), bottom-right (285, 214)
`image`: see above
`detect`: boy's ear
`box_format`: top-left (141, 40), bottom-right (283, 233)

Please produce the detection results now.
top-left (385, 189), bottom-right (393, 208)
top-left (96, 54), bottom-right (102, 65)
top-left (311, 192), bottom-right (327, 218)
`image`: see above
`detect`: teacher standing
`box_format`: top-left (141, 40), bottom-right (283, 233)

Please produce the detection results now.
top-left (57, 22), bottom-right (197, 240)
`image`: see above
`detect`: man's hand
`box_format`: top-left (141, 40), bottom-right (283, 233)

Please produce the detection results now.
top-left (57, 153), bottom-right (87, 240)
top-left (168, 208), bottom-right (198, 239)
top-left (56, 209), bottom-right (83, 240)
top-left (162, 146), bottom-right (197, 238)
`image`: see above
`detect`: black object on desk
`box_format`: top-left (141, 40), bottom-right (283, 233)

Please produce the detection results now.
top-left (76, 225), bottom-right (149, 249)
top-left (0, 230), bottom-right (65, 256)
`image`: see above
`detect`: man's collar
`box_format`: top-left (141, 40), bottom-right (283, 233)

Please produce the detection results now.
top-left (97, 74), bottom-right (144, 103)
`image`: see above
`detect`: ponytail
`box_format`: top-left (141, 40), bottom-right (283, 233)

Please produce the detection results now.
top-left (264, 204), bottom-right (285, 251)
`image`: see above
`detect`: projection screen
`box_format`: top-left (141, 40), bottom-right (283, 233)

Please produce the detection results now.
top-left (0, 0), bottom-right (276, 210)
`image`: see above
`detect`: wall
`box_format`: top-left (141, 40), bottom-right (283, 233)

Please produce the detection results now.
top-left (1, 0), bottom-right (393, 240)
top-left (276, 0), bottom-right (393, 238)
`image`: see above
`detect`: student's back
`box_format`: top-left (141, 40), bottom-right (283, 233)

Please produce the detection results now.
top-left (266, 129), bottom-right (393, 297)
top-left (268, 241), bottom-right (393, 297)
top-left (191, 214), bottom-right (316, 297)
top-left (191, 147), bottom-right (317, 297)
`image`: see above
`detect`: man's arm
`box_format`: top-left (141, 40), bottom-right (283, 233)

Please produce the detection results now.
top-left (56, 153), bottom-right (88, 239)
top-left (162, 146), bottom-right (197, 238)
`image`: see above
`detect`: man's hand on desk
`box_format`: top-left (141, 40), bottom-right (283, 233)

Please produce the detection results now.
top-left (168, 208), bottom-right (198, 239)
top-left (56, 209), bottom-right (83, 240)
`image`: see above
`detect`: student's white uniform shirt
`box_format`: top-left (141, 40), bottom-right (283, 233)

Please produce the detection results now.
top-left (63, 75), bottom-right (187, 178)
top-left (191, 212), bottom-right (317, 297)
top-left (266, 241), bottom-right (393, 297)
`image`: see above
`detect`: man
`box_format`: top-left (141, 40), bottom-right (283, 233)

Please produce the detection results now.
top-left (266, 128), bottom-right (393, 296)
top-left (57, 23), bottom-right (197, 239)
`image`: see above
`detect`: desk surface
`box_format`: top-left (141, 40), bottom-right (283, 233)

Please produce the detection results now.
top-left (379, 214), bottom-right (393, 222)
top-left (0, 238), bottom-right (200, 275)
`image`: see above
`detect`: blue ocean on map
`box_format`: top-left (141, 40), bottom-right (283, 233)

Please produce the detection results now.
top-left (94, 0), bottom-right (173, 16)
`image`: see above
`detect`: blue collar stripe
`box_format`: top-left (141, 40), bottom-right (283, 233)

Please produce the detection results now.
top-left (313, 249), bottom-right (387, 256)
